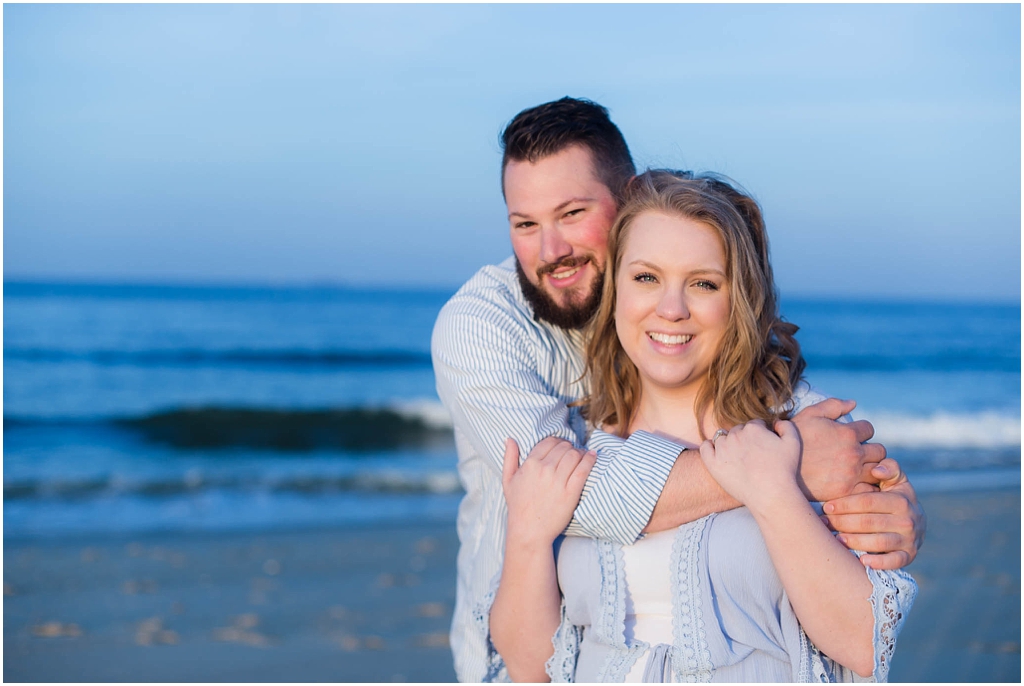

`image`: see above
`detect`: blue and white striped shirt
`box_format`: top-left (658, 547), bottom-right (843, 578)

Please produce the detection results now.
top-left (432, 257), bottom-right (683, 682)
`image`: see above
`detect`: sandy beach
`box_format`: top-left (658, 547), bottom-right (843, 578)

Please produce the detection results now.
top-left (4, 487), bottom-right (1019, 682)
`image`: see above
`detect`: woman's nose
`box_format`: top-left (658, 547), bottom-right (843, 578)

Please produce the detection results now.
top-left (655, 289), bottom-right (690, 321)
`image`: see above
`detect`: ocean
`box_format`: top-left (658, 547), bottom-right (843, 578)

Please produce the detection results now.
top-left (3, 282), bottom-right (1020, 539)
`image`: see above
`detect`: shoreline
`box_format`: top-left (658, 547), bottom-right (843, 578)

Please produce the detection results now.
top-left (4, 488), bottom-right (1020, 682)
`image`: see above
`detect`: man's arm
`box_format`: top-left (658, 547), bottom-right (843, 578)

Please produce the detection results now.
top-left (432, 294), bottom-right (677, 546)
top-left (644, 397), bottom-right (885, 533)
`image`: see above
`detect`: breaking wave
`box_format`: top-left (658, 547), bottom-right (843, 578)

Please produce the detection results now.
top-left (862, 410), bottom-right (1021, 449)
top-left (5, 402), bottom-right (455, 452)
top-left (3, 468), bottom-right (463, 502)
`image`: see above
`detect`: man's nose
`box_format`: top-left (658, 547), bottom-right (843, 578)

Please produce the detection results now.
top-left (539, 226), bottom-right (573, 265)
top-left (655, 288), bottom-right (690, 321)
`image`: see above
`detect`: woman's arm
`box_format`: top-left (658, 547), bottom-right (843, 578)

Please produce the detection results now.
top-left (490, 438), bottom-right (595, 682)
top-left (700, 421), bottom-right (877, 678)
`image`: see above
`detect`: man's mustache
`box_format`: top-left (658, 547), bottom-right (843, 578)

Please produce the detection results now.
top-left (536, 256), bottom-right (592, 278)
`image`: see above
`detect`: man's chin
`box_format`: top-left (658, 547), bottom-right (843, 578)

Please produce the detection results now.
top-left (515, 260), bottom-right (603, 330)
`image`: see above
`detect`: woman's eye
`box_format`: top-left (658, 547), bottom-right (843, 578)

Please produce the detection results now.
top-left (695, 280), bottom-right (719, 291)
top-left (564, 208), bottom-right (584, 219)
top-left (514, 221), bottom-right (536, 230)
top-left (633, 272), bottom-right (657, 284)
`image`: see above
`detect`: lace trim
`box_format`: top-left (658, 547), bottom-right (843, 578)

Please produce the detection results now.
top-left (471, 572), bottom-right (510, 682)
top-left (545, 598), bottom-right (582, 683)
top-left (670, 516), bottom-right (714, 683)
top-left (593, 539), bottom-right (636, 680)
top-left (865, 566), bottom-right (918, 681)
top-left (797, 625), bottom-right (836, 682)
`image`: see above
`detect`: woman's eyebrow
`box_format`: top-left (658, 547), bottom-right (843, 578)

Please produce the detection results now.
top-left (626, 261), bottom-right (725, 277)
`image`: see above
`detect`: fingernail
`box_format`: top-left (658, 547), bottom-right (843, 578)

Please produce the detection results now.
top-left (819, 515), bottom-right (830, 526)
top-left (836, 534), bottom-right (847, 545)
top-left (874, 465), bottom-right (889, 477)
top-left (823, 503), bottom-right (834, 514)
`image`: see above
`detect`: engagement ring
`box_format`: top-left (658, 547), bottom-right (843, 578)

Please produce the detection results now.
top-left (713, 429), bottom-right (728, 441)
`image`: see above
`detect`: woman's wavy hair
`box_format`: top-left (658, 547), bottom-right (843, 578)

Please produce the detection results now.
top-left (582, 169), bottom-right (806, 438)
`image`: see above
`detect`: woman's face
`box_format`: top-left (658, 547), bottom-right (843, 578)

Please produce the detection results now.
top-left (614, 210), bottom-right (731, 396)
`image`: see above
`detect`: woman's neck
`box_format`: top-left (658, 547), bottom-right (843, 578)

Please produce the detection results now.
top-left (626, 385), bottom-right (717, 445)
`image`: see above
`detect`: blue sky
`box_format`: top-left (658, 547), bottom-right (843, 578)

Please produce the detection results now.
top-left (4, 4), bottom-right (1020, 300)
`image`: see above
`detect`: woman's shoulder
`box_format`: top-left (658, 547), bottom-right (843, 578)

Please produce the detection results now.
top-left (786, 381), bottom-right (826, 414)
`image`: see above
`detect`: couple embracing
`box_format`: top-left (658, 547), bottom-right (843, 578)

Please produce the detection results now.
top-left (431, 98), bottom-right (923, 683)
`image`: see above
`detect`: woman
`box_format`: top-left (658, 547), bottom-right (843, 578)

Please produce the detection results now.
top-left (487, 170), bottom-right (916, 682)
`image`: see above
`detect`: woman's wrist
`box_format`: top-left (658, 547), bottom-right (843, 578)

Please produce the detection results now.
top-left (505, 522), bottom-right (558, 553)
top-left (745, 481), bottom-right (809, 520)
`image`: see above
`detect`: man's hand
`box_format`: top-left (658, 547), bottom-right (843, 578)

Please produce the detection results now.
top-left (791, 398), bottom-right (884, 501)
top-left (821, 457), bottom-right (926, 570)
top-left (501, 436), bottom-right (596, 548)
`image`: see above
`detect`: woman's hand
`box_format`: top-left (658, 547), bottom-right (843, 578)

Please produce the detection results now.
top-left (698, 420), bottom-right (803, 512)
top-left (501, 437), bottom-right (596, 549)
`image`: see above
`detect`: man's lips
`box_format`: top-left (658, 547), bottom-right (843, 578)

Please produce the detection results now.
top-left (538, 259), bottom-right (590, 289)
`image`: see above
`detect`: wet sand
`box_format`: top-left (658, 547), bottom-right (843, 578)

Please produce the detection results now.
top-left (4, 488), bottom-right (1019, 682)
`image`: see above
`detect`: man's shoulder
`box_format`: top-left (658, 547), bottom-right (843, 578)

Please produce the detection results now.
top-left (433, 257), bottom-right (537, 341)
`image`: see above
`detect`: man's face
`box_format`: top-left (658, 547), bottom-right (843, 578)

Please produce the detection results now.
top-left (504, 145), bottom-right (618, 329)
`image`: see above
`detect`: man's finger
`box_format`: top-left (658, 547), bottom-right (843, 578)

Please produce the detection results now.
top-left (795, 397), bottom-right (856, 420)
top-left (861, 441), bottom-right (887, 465)
top-left (501, 438), bottom-right (520, 491)
top-left (857, 463), bottom-right (883, 487)
top-left (858, 550), bottom-right (913, 571)
top-left (834, 532), bottom-right (905, 554)
top-left (851, 482), bottom-right (880, 495)
top-left (873, 457), bottom-right (908, 489)
top-left (847, 419), bottom-right (876, 444)
top-left (824, 512), bottom-right (914, 537)
top-left (823, 490), bottom-right (903, 516)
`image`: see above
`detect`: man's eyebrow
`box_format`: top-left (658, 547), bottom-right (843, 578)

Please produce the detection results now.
top-left (508, 197), bottom-right (596, 220)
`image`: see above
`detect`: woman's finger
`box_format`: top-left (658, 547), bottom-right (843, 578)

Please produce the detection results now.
top-left (698, 439), bottom-right (716, 462)
top-left (774, 419), bottom-right (799, 443)
top-left (566, 450), bottom-right (597, 495)
top-left (501, 438), bottom-right (520, 491)
top-left (553, 445), bottom-right (585, 480)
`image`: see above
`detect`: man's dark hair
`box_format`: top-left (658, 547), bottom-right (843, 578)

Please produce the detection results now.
top-left (500, 97), bottom-right (636, 201)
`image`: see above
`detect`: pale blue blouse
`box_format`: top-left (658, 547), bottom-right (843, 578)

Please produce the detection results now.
top-left (546, 387), bottom-right (918, 682)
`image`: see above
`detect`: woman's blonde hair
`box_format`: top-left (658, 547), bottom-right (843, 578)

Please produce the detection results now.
top-left (583, 170), bottom-right (806, 438)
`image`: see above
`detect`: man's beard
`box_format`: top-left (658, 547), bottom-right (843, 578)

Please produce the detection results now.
top-left (515, 257), bottom-right (604, 330)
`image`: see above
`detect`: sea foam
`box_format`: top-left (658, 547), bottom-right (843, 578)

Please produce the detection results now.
top-left (860, 410), bottom-right (1021, 448)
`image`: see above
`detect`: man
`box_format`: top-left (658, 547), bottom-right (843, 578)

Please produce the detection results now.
top-left (431, 97), bottom-right (925, 682)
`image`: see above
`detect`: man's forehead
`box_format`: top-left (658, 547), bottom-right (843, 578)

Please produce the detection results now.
top-left (503, 146), bottom-right (612, 213)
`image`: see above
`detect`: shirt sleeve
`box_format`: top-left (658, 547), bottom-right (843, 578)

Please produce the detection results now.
top-left (432, 293), bottom-right (682, 545)
top-left (564, 429), bottom-right (680, 543)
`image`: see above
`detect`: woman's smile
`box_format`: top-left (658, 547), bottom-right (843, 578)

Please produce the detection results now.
top-left (614, 210), bottom-right (730, 394)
